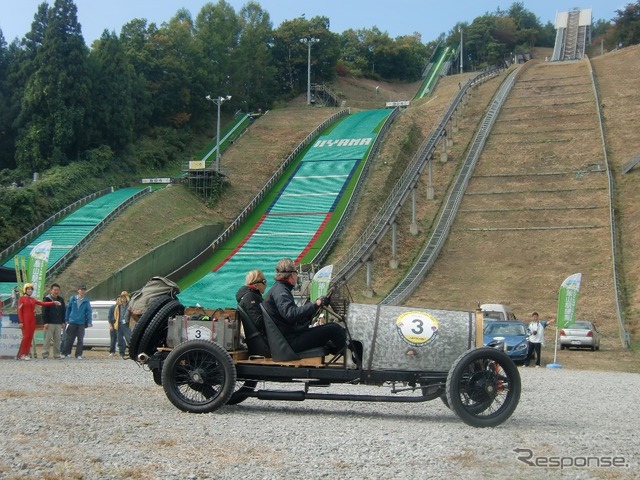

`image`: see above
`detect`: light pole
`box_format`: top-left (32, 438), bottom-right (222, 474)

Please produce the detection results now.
top-left (300, 37), bottom-right (319, 105)
top-left (205, 94), bottom-right (232, 173)
top-left (459, 26), bottom-right (463, 74)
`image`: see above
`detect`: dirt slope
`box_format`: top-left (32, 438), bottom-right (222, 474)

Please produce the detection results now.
top-left (409, 60), bottom-right (617, 341)
top-left (591, 45), bottom-right (640, 341)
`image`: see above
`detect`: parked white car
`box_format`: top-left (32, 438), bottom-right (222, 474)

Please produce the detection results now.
top-left (82, 300), bottom-right (115, 348)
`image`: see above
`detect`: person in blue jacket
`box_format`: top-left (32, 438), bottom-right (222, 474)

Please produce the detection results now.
top-left (61, 285), bottom-right (93, 359)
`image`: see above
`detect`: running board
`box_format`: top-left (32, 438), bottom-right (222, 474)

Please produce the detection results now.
top-left (250, 389), bottom-right (429, 403)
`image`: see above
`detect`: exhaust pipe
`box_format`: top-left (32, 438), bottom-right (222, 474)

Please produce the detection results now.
top-left (137, 352), bottom-right (149, 363)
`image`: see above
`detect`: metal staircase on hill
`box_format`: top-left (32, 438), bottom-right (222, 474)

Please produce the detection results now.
top-left (380, 67), bottom-right (520, 306)
top-left (551, 8), bottom-right (591, 61)
top-left (563, 9), bottom-right (580, 60)
top-left (326, 80), bottom-right (472, 287)
top-left (324, 67), bottom-right (502, 288)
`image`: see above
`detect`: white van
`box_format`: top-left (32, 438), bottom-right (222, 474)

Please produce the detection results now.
top-left (480, 303), bottom-right (517, 322)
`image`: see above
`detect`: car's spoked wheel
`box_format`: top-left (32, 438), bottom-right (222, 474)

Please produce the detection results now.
top-left (446, 347), bottom-right (521, 428)
top-left (162, 340), bottom-right (236, 413)
top-left (226, 380), bottom-right (258, 405)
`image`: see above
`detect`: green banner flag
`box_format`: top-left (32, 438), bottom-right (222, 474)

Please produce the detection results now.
top-left (310, 265), bottom-right (333, 302)
top-left (27, 240), bottom-right (52, 299)
top-left (556, 273), bottom-right (581, 330)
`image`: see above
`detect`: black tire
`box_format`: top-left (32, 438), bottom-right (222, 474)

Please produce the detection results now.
top-left (440, 393), bottom-right (450, 409)
top-left (162, 340), bottom-right (236, 413)
top-left (129, 296), bottom-right (174, 360)
top-left (446, 347), bottom-right (521, 428)
top-left (137, 300), bottom-right (185, 358)
top-left (226, 380), bottom-right (258, 405)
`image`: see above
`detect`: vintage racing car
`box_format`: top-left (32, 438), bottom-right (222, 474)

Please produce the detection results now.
top-left (129, 291), bottom-right (521, 428)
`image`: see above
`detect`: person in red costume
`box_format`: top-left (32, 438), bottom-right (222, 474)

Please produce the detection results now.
top-left (17, 283), bottom-right (60, 360)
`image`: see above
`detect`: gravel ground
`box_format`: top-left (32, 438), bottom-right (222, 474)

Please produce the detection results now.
top-left (0, 354), bottom-right (637, 480)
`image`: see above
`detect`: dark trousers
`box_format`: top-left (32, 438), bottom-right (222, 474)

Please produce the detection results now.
top-left (288, 323), bottom-right (346, 354)
top-left (116, 323), bottom-right (132, 356)
top-left (62, 323), bottom-right (86, 358)
top-left (525, 342), bottom-right (542, 366)
top-left (109, 328), bottom-right (117, 353)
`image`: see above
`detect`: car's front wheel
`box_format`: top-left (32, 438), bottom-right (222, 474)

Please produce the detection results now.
top-left (446, 347), bottom-right (521, 428)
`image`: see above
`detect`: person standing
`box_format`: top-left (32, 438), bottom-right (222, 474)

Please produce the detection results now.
top-left (114, 291), bottom-right (131, 359)
top-left (61, 286), bottom-right (92, 359)
top-left (17, 283), bottom-right (60, 360)
top-left (524, 311), bottom-right (551, 367)
top-left (107, 300), bottom-right (117, 357)
top-left (41, 283), bottom-right (66, 359)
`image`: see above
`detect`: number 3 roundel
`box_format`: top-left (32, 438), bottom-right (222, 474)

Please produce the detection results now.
top-left (395, 311), bottom-right (439, 346)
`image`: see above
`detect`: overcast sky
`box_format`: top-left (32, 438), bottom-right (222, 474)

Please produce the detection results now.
top-left (0, 1), bottom-right (623, 46)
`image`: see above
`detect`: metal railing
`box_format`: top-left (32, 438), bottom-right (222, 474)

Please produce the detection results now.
top-left (312, 108), bottom-right (400, 265)
top-left (587, 56), bottom-right (629, 348)
top-left (0, 187), bottom-right (114, 263)
top-left (181, 114), bottom-right (251, 172)
top-left (167, 108), bottom-right (350, 280)
top-left (328, 67), bottom-right (505, 288)
top-left (46, 187), bottom-right (152, 276)
top-left (381, 67), bottom-right (521, 305)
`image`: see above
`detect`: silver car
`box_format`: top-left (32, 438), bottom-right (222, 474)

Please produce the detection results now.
top-left (560, 321), bottom-right (601, 351)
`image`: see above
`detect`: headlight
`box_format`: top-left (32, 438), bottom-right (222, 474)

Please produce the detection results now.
top-left (514, 342), bottom-right (527, 351)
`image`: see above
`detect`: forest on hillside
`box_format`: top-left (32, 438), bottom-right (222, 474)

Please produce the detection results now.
top-left (0, 0), bottom-right (637, 250)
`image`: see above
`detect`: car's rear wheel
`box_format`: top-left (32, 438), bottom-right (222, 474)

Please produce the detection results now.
top-left (446, 347), bottom-right (521, 428)
top-left (162, 340), bottom-right (236, 413)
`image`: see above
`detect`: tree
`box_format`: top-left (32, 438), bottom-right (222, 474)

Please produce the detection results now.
top-left (234, 2), bottom-right (278, 111)
top-left (15, 0), bottom-right (90, 172)
top-left (195, 0), bottom-right (240, 98)
top-left (150, 9), bottom-right (197, 128)
top-left (119, 18), bottom-right (155, 133)
top-left (86, 31), bottom-right (137, 152)
top-left (272, 16), bottom-right (338, 95)
top-left (613, 1), bottom-right (640, 47)
top-left (0, 30), bottom-right (12, 170)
